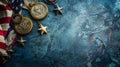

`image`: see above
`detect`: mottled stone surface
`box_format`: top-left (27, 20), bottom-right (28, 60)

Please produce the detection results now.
top-left (1, 0), bottom-right (120, 67)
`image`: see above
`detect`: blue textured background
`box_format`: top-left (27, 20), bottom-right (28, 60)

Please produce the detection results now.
top-left (1, 0), bottom-right (120, 67)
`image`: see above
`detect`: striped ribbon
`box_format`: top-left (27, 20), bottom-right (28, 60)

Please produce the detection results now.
top-left (0, 0), bottom-right (16, 55)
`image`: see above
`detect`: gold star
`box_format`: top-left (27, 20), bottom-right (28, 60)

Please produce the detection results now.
top-left (5, 45), bottom-right (14, 54)
top-left (0, 49), bottom-right (10, 63)
top-left (17, 37), bottom-right (26, 46)
top-left (38, 24), bottom-right (47, 35)
top-left (6, 49), bottom-right (14, 54)
top-left (54, 5), bottom-right (62, 15)
top-left (0, 49), bottom-right (9, 57)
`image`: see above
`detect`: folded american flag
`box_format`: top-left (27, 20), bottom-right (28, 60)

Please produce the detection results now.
top-left (0, 0), bottom-right (17, 63)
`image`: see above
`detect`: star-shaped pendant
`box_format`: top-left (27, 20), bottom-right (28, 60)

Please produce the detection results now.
top-left (17, 37), bottom-right (26, 46)
top-left (38, 24), bottom-right (47, 35)
top-left (54, 5), bottom-right (62, 15)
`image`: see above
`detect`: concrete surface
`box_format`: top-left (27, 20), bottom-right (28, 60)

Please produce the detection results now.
top-left (1, 0), bottom-right (120, 67)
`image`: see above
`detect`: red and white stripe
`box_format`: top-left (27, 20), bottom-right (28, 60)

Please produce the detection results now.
top-left (0, 1), bottom-right (16, 50)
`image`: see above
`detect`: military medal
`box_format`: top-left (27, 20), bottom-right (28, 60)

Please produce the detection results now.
top-left (30, 2), bottom-right (48, 20)
top-left (23, 0), bottom-right (48, 35)
top-left (23, 0), bottom-right (48, 20)
top-left (14, 17), bottom-right (33, 35)
top-left (44, 0), bottom-right (63, 15)
top-left (12, 14), bottom-right (33, 35)
top-left (11, 14), bottom-right (33, 46)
